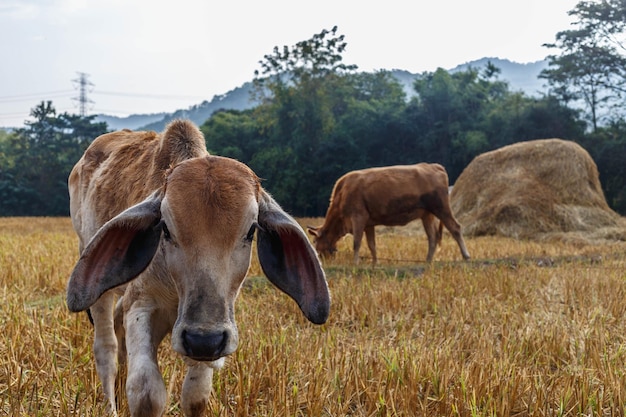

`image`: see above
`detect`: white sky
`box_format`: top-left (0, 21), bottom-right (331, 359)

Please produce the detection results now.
top-left (0, 0), bottom-right (579, 128)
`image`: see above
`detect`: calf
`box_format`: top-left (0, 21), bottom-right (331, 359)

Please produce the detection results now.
top-left (307, 163), bottom-right (470, 264)
top-left (66, 120), bottom-right (330, 417)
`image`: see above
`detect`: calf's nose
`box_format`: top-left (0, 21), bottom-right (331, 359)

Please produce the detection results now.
top-left (182, 329), bottom-right (228, 361)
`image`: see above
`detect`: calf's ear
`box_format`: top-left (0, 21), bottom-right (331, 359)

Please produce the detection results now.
top-left (66, 192), bottom-right (164, 312)
top-left (257, 190), bottom-right (330, 325)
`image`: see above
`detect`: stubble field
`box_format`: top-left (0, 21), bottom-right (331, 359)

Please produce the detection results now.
top-left (1, 217), bottom-right (626, 416)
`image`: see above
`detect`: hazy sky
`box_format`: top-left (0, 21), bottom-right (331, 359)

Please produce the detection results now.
top-left (0, 0), bottom-right (579, 128)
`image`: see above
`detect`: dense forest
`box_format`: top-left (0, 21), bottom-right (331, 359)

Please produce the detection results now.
top-left (1, 0), bottom-right (625, 217)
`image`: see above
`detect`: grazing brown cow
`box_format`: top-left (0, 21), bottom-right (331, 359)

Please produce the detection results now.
top-left (307, 163), bottom-right (470, 264)
top-left (66, 120), bottom-right (330, 417)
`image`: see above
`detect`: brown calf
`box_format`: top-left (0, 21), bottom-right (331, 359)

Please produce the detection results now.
top-left (66, 120), bottom-right (330, 417)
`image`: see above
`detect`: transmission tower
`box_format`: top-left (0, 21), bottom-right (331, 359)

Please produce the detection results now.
top-left (72, 72), bottom-right (94, 116)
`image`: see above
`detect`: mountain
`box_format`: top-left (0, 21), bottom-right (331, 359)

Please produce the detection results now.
top-left (96, 83), bottom-right (258, 132)
top-left (451, 57), bottom-right (549, 95)
top-left (95, 113), bottom-right (169, 131)
top-left (141, 82), bottom-right (257, 132)
top-left (96, 58), bottom-right (548, 132)
top-left (392, 57), bottom-right (549, 98)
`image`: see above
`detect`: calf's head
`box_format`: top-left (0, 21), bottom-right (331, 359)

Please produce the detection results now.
top-left (66, 155), bottom-right (330, 362)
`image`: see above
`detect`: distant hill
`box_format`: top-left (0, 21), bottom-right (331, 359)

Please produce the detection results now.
top-left (95, 83), bottom-right (258, 132)
top-left (452, 57), bottom-right (549, 95)
top-left (95, 113), bottom-right (169, 131)
top-left (96, 58), bottom-right (549, 132)
top-left (392, 57), bottom-right (549, 98)
top-left (140, 82), bottom-right (257, 132)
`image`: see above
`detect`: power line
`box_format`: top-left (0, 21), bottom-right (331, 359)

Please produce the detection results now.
top-left (0, 91), bottom-right (74, 103)
top-left (0, 88), bottom-right (206, 105)
top-left (93, 90), bottom-right (206, 100)
top-left (0, 73), bottom-right (209, 123)
top-left (0, 112), bottom-right (32, 119)
top-left (0, 89), bottom-right (206, 102)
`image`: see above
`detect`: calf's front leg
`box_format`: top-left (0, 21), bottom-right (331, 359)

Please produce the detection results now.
top-left (181, 360), bottom-right (217, 416)
top-left (124, 303), bottom-right (171, 417)
top-left (90, 292), bottom-right (119, 416)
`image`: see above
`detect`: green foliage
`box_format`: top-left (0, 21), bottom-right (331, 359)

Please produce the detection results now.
top-left (403, 66), bottom-right (585, 180)
top-left (4, 17), bottom-right (626, 217)
top-left (203, 27), bottom-right (591, 216)
top-left (0, 101), bottom-right (108, 216)
top-left (406, 67), bottom-right (499, 177)
top-left (580, 120), bottom-right (626, 213)
top-left (541, 0), bottom-right (626, 131)
top-left (201, 109), bottom-right (261, 161)
top-left (253, 26), bottom-right (357, 92)
top-left (245, 27), bottom-right (361, 215)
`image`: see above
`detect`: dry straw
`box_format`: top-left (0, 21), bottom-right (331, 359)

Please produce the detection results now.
top-left (2, 217), bottom-right (626, 416)
top-left (450, 138), bottom-right (626, 242)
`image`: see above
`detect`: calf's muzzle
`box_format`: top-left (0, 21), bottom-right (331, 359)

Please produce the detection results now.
top-left (181, 329), bottom-right (230, 361)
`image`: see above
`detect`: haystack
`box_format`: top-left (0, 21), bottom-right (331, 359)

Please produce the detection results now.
top-left (450, 139), bottom-right (625, 241)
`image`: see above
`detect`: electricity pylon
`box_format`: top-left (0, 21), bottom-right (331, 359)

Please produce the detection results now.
top-left (72, 72), bottom-right (94, 117)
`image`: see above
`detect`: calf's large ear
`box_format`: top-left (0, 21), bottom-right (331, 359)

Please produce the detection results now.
top-left (66, 192), bottom-right (164, 312)
top-left (257, 190), bottom-right (330, 325)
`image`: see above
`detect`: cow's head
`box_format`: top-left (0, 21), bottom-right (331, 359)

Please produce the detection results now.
top-left (306, 226), bottom-right (338, 259)
top-left (66, 155), bottom-right (330, 362)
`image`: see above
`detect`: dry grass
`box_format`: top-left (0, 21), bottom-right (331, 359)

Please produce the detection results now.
top-left (2, 217), bottom-right (626, 416)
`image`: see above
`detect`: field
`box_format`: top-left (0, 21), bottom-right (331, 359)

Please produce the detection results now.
top-left (1, 217), bottom-right (626, 416)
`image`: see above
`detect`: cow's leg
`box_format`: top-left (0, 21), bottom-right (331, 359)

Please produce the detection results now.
top-left (124, 303), bottom-right (170, 417)
top-left (364, 225), bottom-right (377, 265)
top-left (438, 213), bottom-right (471, 260)
top-left (351, 218), bottom-right (367, 264)
top-left (422, 214), bottom-right (439, 262)
top-left (181, 360), bottom-right (216, 417)
top-left (90, 292), bottom-right (119, 416)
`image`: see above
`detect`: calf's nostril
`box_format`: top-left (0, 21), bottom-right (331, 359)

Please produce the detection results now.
top-left (181, 329), bottom-right (228, 360)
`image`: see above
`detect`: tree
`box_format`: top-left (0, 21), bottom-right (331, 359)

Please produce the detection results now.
top-left (250, 27), bottom-right (358, 214)
top-left (253, 26), bottom-right (358, 152)
top-left (253, 26), bottom-right (357, 95)
top-left (339, 71), bottom-right (407, 167)
top-left (0, 101), bottom-right (108, 216)
top-left (406, 65), bottom-right (510, 179)
top-left (578, 117), bottom-right (626, 214)
top-left (541, 0), bottom-right (626, 131)
top-left (402, 64), bottom-right (586, 183)
top-left (201, 109), bottom-right (261, 162)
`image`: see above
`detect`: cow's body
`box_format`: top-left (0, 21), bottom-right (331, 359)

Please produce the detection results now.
top-left (67, 120), bottom-right (330, 417)
top-left (308, 163), bottom-right (470, 264)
